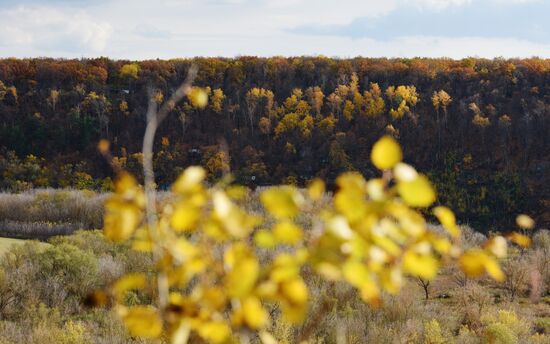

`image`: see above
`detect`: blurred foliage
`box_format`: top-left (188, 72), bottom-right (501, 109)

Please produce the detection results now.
top-left (98, 136), bottom-right (533, 343)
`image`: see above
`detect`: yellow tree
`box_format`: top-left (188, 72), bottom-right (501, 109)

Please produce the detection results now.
top-left (431, 90), bottom-right (452, 158)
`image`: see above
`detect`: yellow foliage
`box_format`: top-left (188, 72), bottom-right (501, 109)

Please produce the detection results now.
top-left (397, 175), bottom-right (436, 207)
top-left (516, 214), bottom-right (534, 229)
top-left (100, 135), bottom-right (530, 343)
top-left (371, 136), bottom-right (402, 170)
top-left (120, 306), bottom-right (163, 338)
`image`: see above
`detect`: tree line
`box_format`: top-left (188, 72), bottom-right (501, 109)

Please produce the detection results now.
top-left (0, 57), bottom-right (548, 230)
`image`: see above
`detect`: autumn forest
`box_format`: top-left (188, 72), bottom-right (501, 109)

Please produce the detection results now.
top-left (0, 57), bottom-right (547, 230)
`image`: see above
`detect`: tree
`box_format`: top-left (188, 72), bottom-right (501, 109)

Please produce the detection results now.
top-left (431, 90), bottom-right (452, 158)
top-left (386, 85), bottom-right (418, 119)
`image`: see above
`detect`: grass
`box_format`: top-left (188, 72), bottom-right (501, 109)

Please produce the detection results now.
top-left (0, 237), bottom-right (27, 256)
top-left (0, 236), bottom-right (49, 257)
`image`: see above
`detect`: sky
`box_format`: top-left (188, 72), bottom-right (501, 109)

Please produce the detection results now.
top-left (0, 0), bottom-right (549, 59)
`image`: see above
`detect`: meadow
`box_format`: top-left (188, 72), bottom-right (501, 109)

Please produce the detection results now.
top-left (0, 188), bottom-right (548, 344)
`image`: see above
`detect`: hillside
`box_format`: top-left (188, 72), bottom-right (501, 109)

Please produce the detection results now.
top-left (0, 57), bottom-right (548, 230)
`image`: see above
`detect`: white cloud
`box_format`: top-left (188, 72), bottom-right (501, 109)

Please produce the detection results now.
top-left (0, 0), bottom-right (547, 58)
top-left (0, 6), bottom-right (112, 54)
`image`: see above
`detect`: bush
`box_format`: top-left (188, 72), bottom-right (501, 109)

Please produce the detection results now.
top-left (484, 322), bottom-right (518, 344)
top-left (423, 319), bottom-right (447, 344)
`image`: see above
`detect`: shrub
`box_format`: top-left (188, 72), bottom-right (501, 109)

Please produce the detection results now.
top-left (484, 322), bottom-right (518, 344)
top-left (423, 319), bottom-right (447, 344)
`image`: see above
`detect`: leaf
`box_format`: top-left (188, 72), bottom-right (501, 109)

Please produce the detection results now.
top-left (307, 178), bottom-right (325, 201)
top-left (507, 232), bottom-right (532, 247)
top-left (484, 236), bottom-right (507, 258)
top-left (171, 202), bottom-right (200, 232)
top-left (122, 306), bottom-right (163, 338)
top-left (280, 278), bottom-right (308, 305)
top-left (197, 321), bottom-right (231, 343)
top-left (260, 186), bottom-right (303, 219)
top-left (370, 136), bottom-right (402, 170)
top-left (516, 214), bottom-right (535, 229)
top-left (459, 250), bottom-right (504, 281)
top-left (393, 163), bottom-right (418, 182)
top-left (433, 206), bottom-right (460, 238)
top-left (243, 296), bottom-right (269, 329)
top-left (343, 261), bottom-right (372, 288)
top-left (366, 178), bottom-right (386, 200)
top-left (259, 331), bottom-right (278, 344)
top-left (397, 175), bottom-right (436, 207)
top-left (188, 87), bottom-right (209, 109)
top-left (273, 222), bottom-right (303, 245)
top-left (402, 250), bottom-right (438, 280)
top-left (172, 166), bottom-right (205, 194)
top-left (459, 250), bottom-right (487, 278)
top-left (226, 257), bottom-right (259, 298)
top-left (254, 229), bottom-right (277, 248)
top-left (113, 273), bottom-right (146, 300)
top-left (483, 256), bottom-right (505, 282)
top-left (104, 202), bottom-right (141, 241)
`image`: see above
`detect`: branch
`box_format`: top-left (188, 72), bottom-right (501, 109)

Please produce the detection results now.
top-left (142, 64), bottom-right (199, 310)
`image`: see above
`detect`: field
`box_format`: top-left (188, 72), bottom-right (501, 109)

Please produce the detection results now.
top-left (0, 237), bottom-right (27, 256)
top-left (0, 188), bottom-right (549, 343)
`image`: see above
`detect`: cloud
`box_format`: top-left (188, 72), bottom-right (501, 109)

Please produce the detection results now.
top-left (0, 0), bottom-right (547, 58)
top-left (0, 6), bottom-right (112, 54)
top-left (291, 0), bottom-right (549, 43)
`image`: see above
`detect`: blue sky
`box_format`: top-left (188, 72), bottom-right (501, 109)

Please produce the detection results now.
top-left (0, 0), bottom-right (548, 58)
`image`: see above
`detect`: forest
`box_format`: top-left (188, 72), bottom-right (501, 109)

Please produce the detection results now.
top-left (0, 57), bottom-right (548, 230)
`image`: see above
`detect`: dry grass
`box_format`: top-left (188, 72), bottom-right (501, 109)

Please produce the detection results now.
top-left (0, 189), bottom-right (106, 239)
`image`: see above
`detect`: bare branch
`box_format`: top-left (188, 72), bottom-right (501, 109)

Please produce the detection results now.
top-left (141, 64), bottom-right (199, 310)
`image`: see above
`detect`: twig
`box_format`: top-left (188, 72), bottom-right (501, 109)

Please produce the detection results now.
top-left (142, 65), bottom-right (199, 310)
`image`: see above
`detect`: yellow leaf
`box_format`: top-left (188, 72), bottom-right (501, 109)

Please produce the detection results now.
top-left (315, 262), bottom-right (342, 281)
top-left (259, 331), bottom-right (278, 344)
top-left (188, 87), bottom-right (209, 109)
top-left (114, 172), bottom-right (138, 194)
top-left (273, 222), bottom-right (303, 245)
top-left (397, 175), bottom-right (436, 207)
top-left (307, 178), bottom-right (325, 201)
top-left (172, 166), bottom-right (205, 194)
top-left (171, 202), bottom-right (200, 232)
top-left (336, 172), bottom-right (367, 192)
top-left (113, 273), bottom-right (146, 300)
top-left (226, 257), bottom-right (259, 298)
top-left (484, 256), bottom-right (505, 282)
top-left (281, 278), bottom-right (308, 305)
top-left (460, 249), bottom-right (505, 281)
top-left (254, 229), bottom-right (277, 248)
top-left (393, 163), bottom-right (418, 182)
top-left (104, 203), bottom-right (141, 241)
top-left (516, 214), bottom-right (535, 229)
top-left (334, 191), bottom-right (367, 223)
top-left (370, 136), bottom-right (402, 170)
top-left (197, 321), bottom-right (231, 343)
top-left (366, 178), bottom-right (386, 201)
top-left (260, 186), bottom-right (303, 219)
top-left (484, 236), bottom-right (507, 258)
top-left (508, 232), bottom-right (531, 247)
top-left (360, 283), bottom-right (381, 307)
top-left (243, 296), bottom-right (269, 329)
top-left (433, 206), bottom-right (460, 238)
top-left (342, 260), bottom-right (372, 288)
top-left (380, 267), bottom-right (403, 294)
top-left (402, 250), bottom-right (438, 280)
top-left (459, 250), bottom-right (487, 278)
top-left (122, 306), bottom-right (163, 338)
